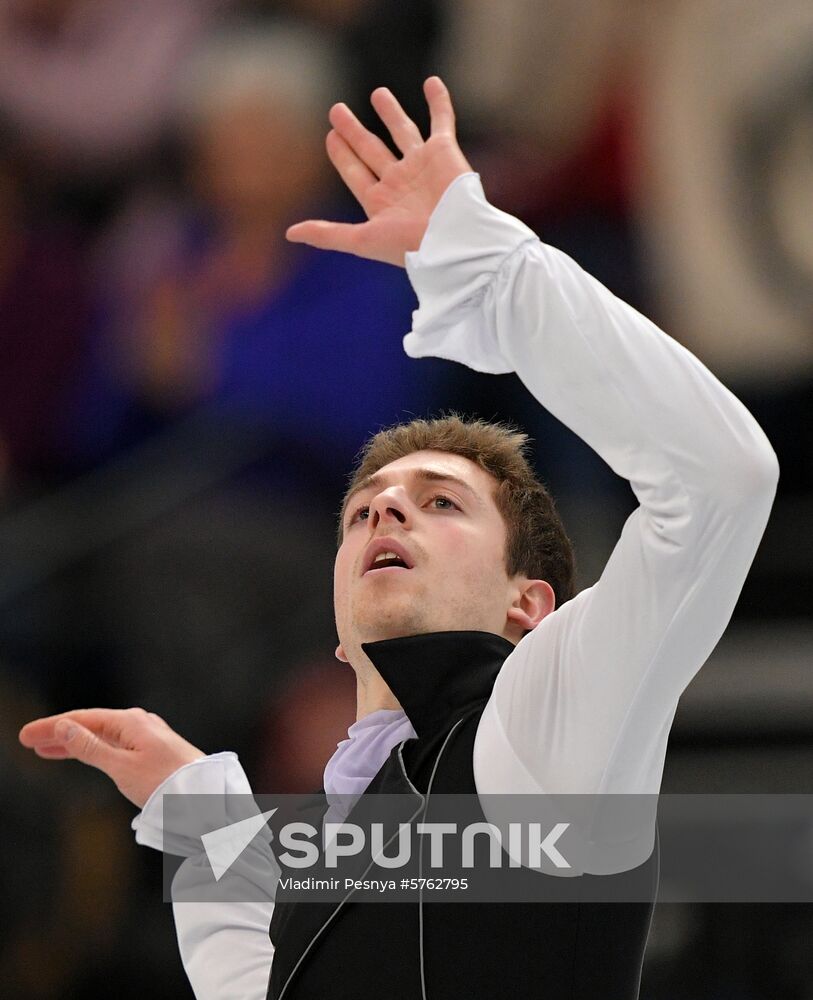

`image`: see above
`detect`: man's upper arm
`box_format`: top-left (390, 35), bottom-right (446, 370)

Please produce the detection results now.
top-left (475, 452), bottom-right (778, 799)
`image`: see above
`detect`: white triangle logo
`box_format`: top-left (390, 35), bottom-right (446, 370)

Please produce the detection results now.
top-left (200, 808), bottom-right (277, 882)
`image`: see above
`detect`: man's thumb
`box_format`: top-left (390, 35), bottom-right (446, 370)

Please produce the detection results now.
top-left (55, 718), bottom-right (117, 772)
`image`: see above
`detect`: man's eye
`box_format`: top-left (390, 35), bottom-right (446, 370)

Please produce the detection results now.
top-left (430, 495), bottom-right (457, 510)
top-left (351, 505), bottom-right (370, 524)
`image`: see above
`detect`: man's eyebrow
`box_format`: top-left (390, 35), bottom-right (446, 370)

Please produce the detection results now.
top-left (343, 468), bottom-right (486, 517)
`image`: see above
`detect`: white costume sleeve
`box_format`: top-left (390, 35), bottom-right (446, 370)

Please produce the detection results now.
top-left (132, 753), bottom-right (275, 1000)
top-left (404, 172), bottom-right (779, 864)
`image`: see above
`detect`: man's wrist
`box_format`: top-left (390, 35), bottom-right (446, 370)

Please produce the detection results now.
top-left (132, 751), bottom-right (245, 854)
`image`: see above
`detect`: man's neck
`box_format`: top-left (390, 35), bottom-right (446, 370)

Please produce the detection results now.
top-left (354, 668), bottom-right (402, 722)
top-left (342, 638), bottom-right (402, 722)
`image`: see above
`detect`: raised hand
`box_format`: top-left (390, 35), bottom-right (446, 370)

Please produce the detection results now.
top-left (19, 708), bottom-right (205, 808)
top-left (286, 76), bottom-right (473, 267)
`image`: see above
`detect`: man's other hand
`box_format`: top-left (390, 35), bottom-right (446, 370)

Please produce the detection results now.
top-left (18, 708), bottom-right (205, 808)
top-left (286, 76), bottom-right (473, 267)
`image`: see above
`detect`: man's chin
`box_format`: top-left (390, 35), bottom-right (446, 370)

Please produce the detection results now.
top-left (353, 605), bottom-right (430, 644)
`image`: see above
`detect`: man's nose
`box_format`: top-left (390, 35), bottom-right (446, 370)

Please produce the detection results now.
top-left (369, 488), bottom-right (409, 529)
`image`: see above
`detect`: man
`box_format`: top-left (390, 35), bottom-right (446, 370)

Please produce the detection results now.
top-left (20, 78), bottom-right (779, 998)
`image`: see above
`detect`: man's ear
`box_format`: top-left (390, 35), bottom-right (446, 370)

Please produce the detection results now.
top-left (335, 643), bottom-right (349, 663)
top-left (506, 579), bottom-right (556, 632)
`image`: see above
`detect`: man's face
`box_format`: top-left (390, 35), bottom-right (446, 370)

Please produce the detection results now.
top-left (333, 450), bottom-right (521, 661)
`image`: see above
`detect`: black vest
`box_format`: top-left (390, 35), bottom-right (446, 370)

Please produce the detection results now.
top-left (268, 631), bottom-right (658, 999)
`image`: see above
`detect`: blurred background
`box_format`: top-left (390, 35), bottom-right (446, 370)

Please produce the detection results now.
top-left (0, 0), bottom-right (811, 996)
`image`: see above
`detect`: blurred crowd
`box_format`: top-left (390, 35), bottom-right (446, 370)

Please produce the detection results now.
top-left (1, 0), bottom-right (812, 997)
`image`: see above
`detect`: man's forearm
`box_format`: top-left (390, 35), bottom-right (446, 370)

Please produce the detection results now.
top-left (404, 172), bottom-right (778, 504)
top-left (133, 753), bottom-right (275, 1000)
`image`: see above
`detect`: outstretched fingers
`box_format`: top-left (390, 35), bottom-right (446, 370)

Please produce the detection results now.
top-left (328, 102), bottom-right (397, 178)
top-left (324, 129), bottom-right (377, 212)
top-left (20, 711), bottom-right (129, 773)
top-left (370, 87), bottom-right (424, 155)
top-left (424, 76), bottom-right (456, 137)
top-left (20, 707), bottom-right (125, 747)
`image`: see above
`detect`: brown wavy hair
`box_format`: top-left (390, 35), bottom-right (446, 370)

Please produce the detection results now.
top-left (337, 414), bottom-right (576, 610)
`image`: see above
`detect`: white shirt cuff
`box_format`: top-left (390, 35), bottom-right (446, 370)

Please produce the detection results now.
top-left (131, 751), bottom-right (251, 855)
top-left (403, 171), bottom-right (538, 373)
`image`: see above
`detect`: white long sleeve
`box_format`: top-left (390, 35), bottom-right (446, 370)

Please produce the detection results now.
top-left (403, 171), bottom-right (779, 864)
top-left (133, 753), bottom-right (275, 1000)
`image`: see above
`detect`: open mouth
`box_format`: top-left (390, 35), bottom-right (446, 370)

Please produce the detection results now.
top-left (365, 554), bottom-right (411, 574)
top-left (362, 540), bottom-right (414, 575)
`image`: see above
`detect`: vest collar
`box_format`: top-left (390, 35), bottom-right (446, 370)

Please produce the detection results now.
top-left (360, 630), bottom-right (515, 737)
